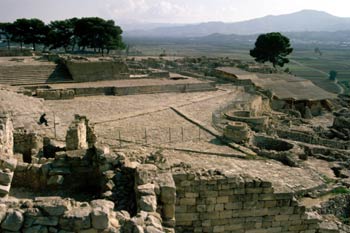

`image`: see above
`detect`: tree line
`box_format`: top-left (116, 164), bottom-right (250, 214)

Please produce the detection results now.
top-left (0, 17), bottom-right (125, 54)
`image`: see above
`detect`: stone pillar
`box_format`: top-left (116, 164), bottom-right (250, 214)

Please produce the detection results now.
top-left (66, 115), bottom-right (96, 151)
top-left (0, 113), bottom-right (14, 158)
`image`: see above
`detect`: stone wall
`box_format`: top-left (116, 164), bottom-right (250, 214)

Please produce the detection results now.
top-left (10, 151), bottom-right (175, 232)
top-left (13, 148), bottom-right (102, 192)
top-left (173, 169), bottom-right (321, 233)
top-left (0, 157), bottom-right (17, 197)
top-left (36, 89), bottom-right (74, 100)
top-left (35, 82), bottom-right (216, 100)
top-left (0, 114), bottom-right (14, 157)
top-left (276, 129), bottom-right (350, 150)
top-left (0, 197), bottom-right (121, 232)
top-left (134, 163), bottom-right (176, 232)
top-left (64, 59), bottom-right (129, 82)
top-left (113, 82), bottom-right (216, 96)
top-left (13, 129), bottom-right (42, 163)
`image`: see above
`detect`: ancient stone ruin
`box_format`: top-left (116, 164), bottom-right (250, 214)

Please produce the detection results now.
top-left (0, 54), bottom-right (350, 233)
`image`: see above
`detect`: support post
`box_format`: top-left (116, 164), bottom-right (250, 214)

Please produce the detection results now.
top-left (181, 127), bottom-right (184, 142)
top-left (118, 130), bottom-right (122, 147)
top-left (169, 127), bottom-right (171, 143)
top-left (53, 112), bottom-right (57, 139)
top-left (145, 128), bottom-right (147, 144)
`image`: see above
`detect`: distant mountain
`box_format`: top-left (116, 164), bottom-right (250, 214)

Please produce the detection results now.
top-left (182, 31), bottom-right (350, 48)
top-left (125, 10), bottom-right (350, 38)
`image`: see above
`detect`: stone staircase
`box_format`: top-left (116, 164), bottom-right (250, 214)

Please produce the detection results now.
top-left (0, 64), bottom-right (72, 86)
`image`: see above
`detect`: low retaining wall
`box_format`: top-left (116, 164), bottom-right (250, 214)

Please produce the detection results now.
top-left (113, 82), bottom-right (216, 96)
top-left (276, 129), bottom-right (350, 150)
top-left (0, 197), bottom-right (120, 232)
top-left (173, 169), bottom-right (321, 233)
top-left (35, 82), bottom-right (216, 99)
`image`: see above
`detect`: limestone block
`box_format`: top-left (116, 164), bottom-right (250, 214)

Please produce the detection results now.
top-left (34, 197), bottom-right (71, 216)
top-left (115, 210), bottom-right (130, 224)
top-left (139, 195), bottom-right (157, 212)
top-left (0, 170), bottom-right (13, 185)
top-left (59, 207), bottom-right (91, 231)
top-left (158, 173), bottom-right (176, 205)
top-left (138, 183), bottom-right (156, 196)
top-left (135, 164), bottom-right (158, 185)
top-left (163, 204), bottom-right (175, 219)
top-left (23, 225), bottom-right (49, 233)
top-left (33, 216), bottom-right (59, 226)
top-left (1, 210), bottom-right (24, 232)
top-left (110, 218), bottom-right (120, 229)
top-left (91, 208), bottom-right (109, 229)
top-left (90, 199), bottom-right (115, 213)
top-left (146, 214), bottom-right (163, 230)
top-left (179, 198), bottom-right (196, 206)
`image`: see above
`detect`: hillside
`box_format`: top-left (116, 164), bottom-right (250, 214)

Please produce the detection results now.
top-left (126, 10), bottom-right (350, 38)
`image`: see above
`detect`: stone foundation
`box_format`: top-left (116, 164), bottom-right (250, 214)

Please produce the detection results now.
top-left (172, 169), bottom-right (321, 233)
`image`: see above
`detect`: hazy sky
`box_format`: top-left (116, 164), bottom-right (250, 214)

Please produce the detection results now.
top-left (1, 0), bottom-right (350, 25)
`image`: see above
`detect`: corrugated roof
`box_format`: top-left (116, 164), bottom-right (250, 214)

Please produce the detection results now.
top-left (216, 67), bottom-right (259, 80)
top-left (216, 67), bottom-right (250, 75)
top-left (215, 67), bottom-right (337, 101)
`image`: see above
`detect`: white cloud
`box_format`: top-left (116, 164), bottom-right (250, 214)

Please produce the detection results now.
top-left (1, 0), bottom-right (350, 24)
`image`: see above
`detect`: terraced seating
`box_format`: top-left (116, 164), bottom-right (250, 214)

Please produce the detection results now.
top-left (0, 64), bottom-right (72, 85)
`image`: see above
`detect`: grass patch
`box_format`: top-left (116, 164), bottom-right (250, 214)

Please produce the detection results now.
top-left (331, 187), bottom-right (350, 194)
top-left (321, 174), bottom-right (336, 184)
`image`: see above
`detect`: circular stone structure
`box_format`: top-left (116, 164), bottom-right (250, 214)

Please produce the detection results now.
top-left (225, 110), bottom-right (268, 132)
top-left (223, 121), bottom-right (251, 143)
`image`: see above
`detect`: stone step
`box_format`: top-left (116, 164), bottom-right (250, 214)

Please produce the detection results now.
top-left (0, 64), bottom-right (72, 85)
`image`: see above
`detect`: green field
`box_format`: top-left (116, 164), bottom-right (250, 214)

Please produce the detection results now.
top-left (286, 49), bottom-right (350, 94)
top-left (126, 38), bottom-right (350, 94)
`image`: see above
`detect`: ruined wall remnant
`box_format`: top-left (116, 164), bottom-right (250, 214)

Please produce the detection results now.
top-left (134, 163), bottom-right (176, 232)
top-left (0, 115), bottom-right (17, 197)
top-left (0, 157), bottom-right (17, 197)
top-left (66, 115), bottom-right (96, 151)
top-left (13, 129), bottom-right (42, 163)
top-left (173, 169), bottom-right (321, 233)
top-left (36, 89), bottom-right (75, 100)
top-left (0, 114), bottom-right (14, 157)
top-left (0, 197), bottom-right (120, 232)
